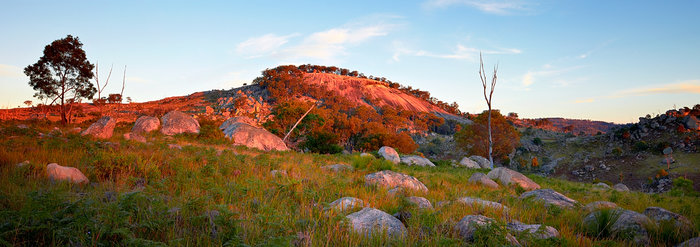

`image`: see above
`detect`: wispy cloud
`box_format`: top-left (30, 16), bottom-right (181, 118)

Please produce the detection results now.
top-left (618, 80), bottom-right (700, 96)
top-left (0, 64), bottom-right (23, 78)
top-left (392, 43), bottom-right (520, 62)
top-left (424, 0), bottom-right (536, 15)
top-left (236, 33), bottom-right (300, 58)
top-left (574, 98), bottom-right (594, 104)
top-left (520, 65), bottom-right (583, 87)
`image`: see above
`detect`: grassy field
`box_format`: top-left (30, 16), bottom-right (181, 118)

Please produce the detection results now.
top-left (0, 120), bottom-right (698, 246)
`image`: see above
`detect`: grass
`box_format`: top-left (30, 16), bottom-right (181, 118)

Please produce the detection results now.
top-left (0, 120), bottom-right (699, 246)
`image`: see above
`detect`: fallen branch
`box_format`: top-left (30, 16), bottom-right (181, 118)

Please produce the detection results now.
top-left (283, 101), bottom-right (318, 142)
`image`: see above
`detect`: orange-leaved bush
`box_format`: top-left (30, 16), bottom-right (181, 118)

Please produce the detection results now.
top-left (455, 110), bottom-right (520, 162)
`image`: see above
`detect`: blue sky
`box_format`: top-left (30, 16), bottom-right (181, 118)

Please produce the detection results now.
top-left (1, 0), bottom-right (698, 123)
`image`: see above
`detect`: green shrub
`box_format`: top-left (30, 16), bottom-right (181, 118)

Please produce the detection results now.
top-left (611, 147), bottom-right (623, 156)
top-left (532, 137), bottom-right (543, 146)
top-left (668, 177), bottom-right (699, 197)
top-left (584, 208), bottom-right (621, 239)
top-left (633, 141), bottom-right (649, 152)
top-left (301, 131), bottom-right (343, 154)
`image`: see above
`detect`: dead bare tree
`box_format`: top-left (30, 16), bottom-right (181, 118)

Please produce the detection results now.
top-left (120, 65), bottom-right (126, 102)
top-left (94, 62), bottom-right (113, 101)
top-left (479, 52), bottom-right (498, 169)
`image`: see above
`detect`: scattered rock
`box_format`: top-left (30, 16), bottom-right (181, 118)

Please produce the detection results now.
top-left (328, 197), bottom-right (365, 211)
top-left (519, 189), bottom-right (577, 208)
top-left (613, 183), bottom-right (629, 192)
top-left (392, 211), bottom-right (412, 226)
top-left (455, 215), bottom-right (520, 245)
top-left (365, 170), bottom-right (428, 192)
top-left (220, 117), bottom-right (289, 151)
top-left (406, 196), bottom-right (433, 209)
top-left (46, 163), bottom-right (89, 184)
top-left (160, 111), bottom-right (200, 135)
top-left (270, 170), bottom-right (287, 177)
top-left (487, 167), bottom-right (540, 191)
top-left (387, 187), bottom-right (405, 196)
top-left (683, 115), bottom-right (699, 130)
top-left (400, 155), bottom-right (435, 167)
top-left (468, 172), bottom-right (499, 189)
top-left (346, 207), bottom-right (407, 238)
top-left (321, 164), bottom-right (354, 172)
top-left (132, 116), bottom-right (160, 134)
top-left (643, 207), bottom-right (694, 238)
top-left (15, 160), bottom-right (30, 168)
top-left (507, 222), bottom-right (560, 239)
top-left (457, 197), bottom-right (509, 211)
top-left (584, 201), bottom-right (618, 212)
top-left (593, 182), bottom-right (611, 190)
top-left (677, 237), bottom-right (700, 247)
top-left (435, 201), bottom-right (451, 208)
top-left (583, 209), bottom-right (654, 246)
top-left (168, 144), bottom-right (182, 150)
top-left (123, 132), bottom-right (147, 143)
top-left (378, 146), bottom-right (400, 164)
top-left (360, 152), bottom-right (373, 157)
top-left (16, 124), bottom-right (28, 129)
top-left (81, 116), bottom-right (116, 139)
top-left (469, 155), bottom-right (492, 169)
top-left (458, 157), bottom-right (481, 169)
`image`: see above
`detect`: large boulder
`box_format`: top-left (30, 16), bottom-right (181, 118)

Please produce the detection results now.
top-left (219, 117), bottom-right (288, 151)
top-left (328, 197), bottom-right (365, 211)
top-left (468, 172), bottom-right (499, 189)
top-left (365, 170), bottom-right (428, 192)
top-left (507, 222), bottom-right (560, 239)
top-left (458, 157), bottom-right (481, 169)
top-left (520, 189), bottom-right (577, 208)
top-left (346, 207), bottom-right (407, 238)
top-left (470, 155), bottom-right (492, 169)
top-left (487, 167), bottom-right (540, 190)
top-left (81, 116), bottom-right (116, 139)
top-left (160, 111), bottom-right (200, 135)
top-left (46, 163), bottom-right (89, 184)
top-left (378, 146), bottom-right (400, 164)
top-left (131, 116), bottom-right (160, 134)
top-left (406, 196), bottom-right (433, 209)
top-left (457, 197), bottom-right (508, 211)
top-left (455, 215), bottom-right (519, 245)
top-left (643, 207), bottom-right (694, 239)
top-left (400, 155), bottom-right (435, 167)
top-left (583, 209), bottom-right (653, 246)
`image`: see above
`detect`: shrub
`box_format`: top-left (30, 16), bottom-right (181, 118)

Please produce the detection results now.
top-left (455, 110), bottom-right (520, 159)
top-left (668, 177), bottom-right (699, 197)
top-left (611, 147), bottom-right (623, 156)
top-left (532, 137), bottom-right (543, 146)
top-left (656, 169), bottom-right (669, 178)
top-left (584, 208), bottom-right (621, 239)
top-left (301, 131), bottom-right (343, 154)
top-left (633, 141), bottom-right (649, 152)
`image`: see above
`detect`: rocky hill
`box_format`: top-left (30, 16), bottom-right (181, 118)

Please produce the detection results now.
top-left (512, 117), bottom-right (618, 135)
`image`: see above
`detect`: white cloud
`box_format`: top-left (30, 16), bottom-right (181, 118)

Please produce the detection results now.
top-left (236, 33), bottom-right (299, 58)
top-left (392, 43), bottom-right (521, 62)
top-left (574, 98), bottom-right (594, 104)
top-left (520, 65), bottom-right (583, 87)
top-left (424, 0), bottom-right (535, 15)
top-left (618, 80), bottom-right (700, 96)
top-left (0, 64), bottom-right (24, 78)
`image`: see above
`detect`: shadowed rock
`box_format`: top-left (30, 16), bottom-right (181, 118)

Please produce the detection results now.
top-left (583, 209), bottom-right (654, 246)
top-left (507, 222), bottom-right (560, 239)
top-left (46, 163), bottom-right (89, 184)
top-left (584, 201), bottom-right (618, 212)
top-left (455, 215), bottom-right (520, 245)
top-left (458, 157), bottom-right (481, 168)
top-left (613, 183), bottom-right (629, 192)
top-left (468, 172), bottom-right (499, 189)
top-left (322, 164), bottom-right (354, 172)
top-left (519, 189), bottom-right (577, 208)
top-left (378, 146), bottom-right (400, 164)
top-left (469, 155), bottom-right (492, 169)
top-left (400, 155), bottom-right (435, 167)
top-left (123, 132), bottom-right (147, 143)
top-left (643, 207), bottom-right (694, 239)
top-left (220, 117), bottom-right (288, 151)
top-left (346, 207), bottom-right (407, 238)
top-left (132, 116), bottom-right (160, 134)
top-left (487, 167), bottom-right (540, 191)
top-left (328, 197), bottom-right (365, 211)
top-left (365, 170), bottom-right (428, 192)
top-left (160, 111), bottom-right (200, 135)
top-left (593, 182), bottom-right (611, 190)
top-left (406, 196), bottom-right (433, 209)
top-left (81, 116), bottom-right (116, 139)
top-left (457, 197), bottom-right (509, 211)
top-left (677, 237), bottom-right (700, 247)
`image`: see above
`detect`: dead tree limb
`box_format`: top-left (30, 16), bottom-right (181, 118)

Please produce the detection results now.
top-left (120, 65), bottom-right (126, 102)
top-left (479, 52), bottom-right (498, 169)
top-left (283, 101), bottom-right (318, 142)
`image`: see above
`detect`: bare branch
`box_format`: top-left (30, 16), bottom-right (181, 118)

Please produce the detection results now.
top-left (120, 65), bottom-right (126, 101)
top-left (283, 101), bottom-right (319, 142)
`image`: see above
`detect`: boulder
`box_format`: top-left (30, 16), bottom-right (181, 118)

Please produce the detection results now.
top-left (683, 115), bottom-right (699, 130)
top-left (346, 207), bottom-right (407, 238)
top-left (219, 117), bottom-right (288, 151)
top-left (613, 183), bottom-right (630, 192)
top-left (160, 111), bottom-right (200, 135)
top-left (507, 222), bottom-right (560, 239)
top-left (584, 201), bottom-right (618, 212)
top-left (593, 182), bottom-right (611, 190)
top-left (378, 146), bottom-right (400, 164)
top-left (81, 116), bottom-right (116, 139)
top-left (458, 157), bottom-right (481, 169)
top-left (469, 155), bottom-right (492, 169)
top-left (487, 167), bottom-right (540, 190)
top-left (455, 215), bottom-right (520, 245)
top-left (328, 197), bottom-right (365, 211)
top-left (519, 189), bottom-right (577, 208)
top-left (406, 196), bottom-right (433, 209)
top-left (643, 207), bottom-right (694, 238)
top-left (131, 116), bottom-right (160, 134)
top-left (321, 164), bottom-right (354, 172)
top-left (583, 209), bottom-right (653, 246)
top-left (457, 197), bottom-right (509, 211)
top-left (46, 163), bottom-right (89, 184)
top-left (400, 155), bottom-right (435, 167)
top-left (123, 133), bottom-right (147, 143)
top-left (365, 170), bottom-right (428, 192)
top-left (677, 237), bottom-right (700, 247)
top-left (468, 172), bottom-right (499, 189)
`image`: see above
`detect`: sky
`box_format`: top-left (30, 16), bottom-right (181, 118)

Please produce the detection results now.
top-left (1, 0), bottom-right (699, 124)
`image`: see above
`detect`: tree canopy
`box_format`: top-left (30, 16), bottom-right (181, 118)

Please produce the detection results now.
top-left (455, 110), bottom-right (520, 163)
top-left (24, 35), bottom-right (95, 123)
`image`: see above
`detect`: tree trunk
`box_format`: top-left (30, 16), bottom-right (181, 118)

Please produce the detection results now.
top-left (488, 105), bottom-right (493, 169)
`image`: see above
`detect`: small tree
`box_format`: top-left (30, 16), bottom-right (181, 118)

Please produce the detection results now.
top-left (24, 35), bottom-right (95, 123)
top-left (478, 52), bottom-right (498, 169)
top-left (455, 110), bottom-right (520, 163)
top-left (23, 100), bottom-right (32, 107)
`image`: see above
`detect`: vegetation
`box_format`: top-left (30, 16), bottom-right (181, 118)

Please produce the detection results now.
top-left (1, 121), bottom-right (697, 246)
top-left (455, 110), bottom-right (520, 163)
top-left (24, 35), bottom-right (96, 124)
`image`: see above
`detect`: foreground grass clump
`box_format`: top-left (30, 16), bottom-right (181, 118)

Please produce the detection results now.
top-left (0, 121), bottom-right (698, 246)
